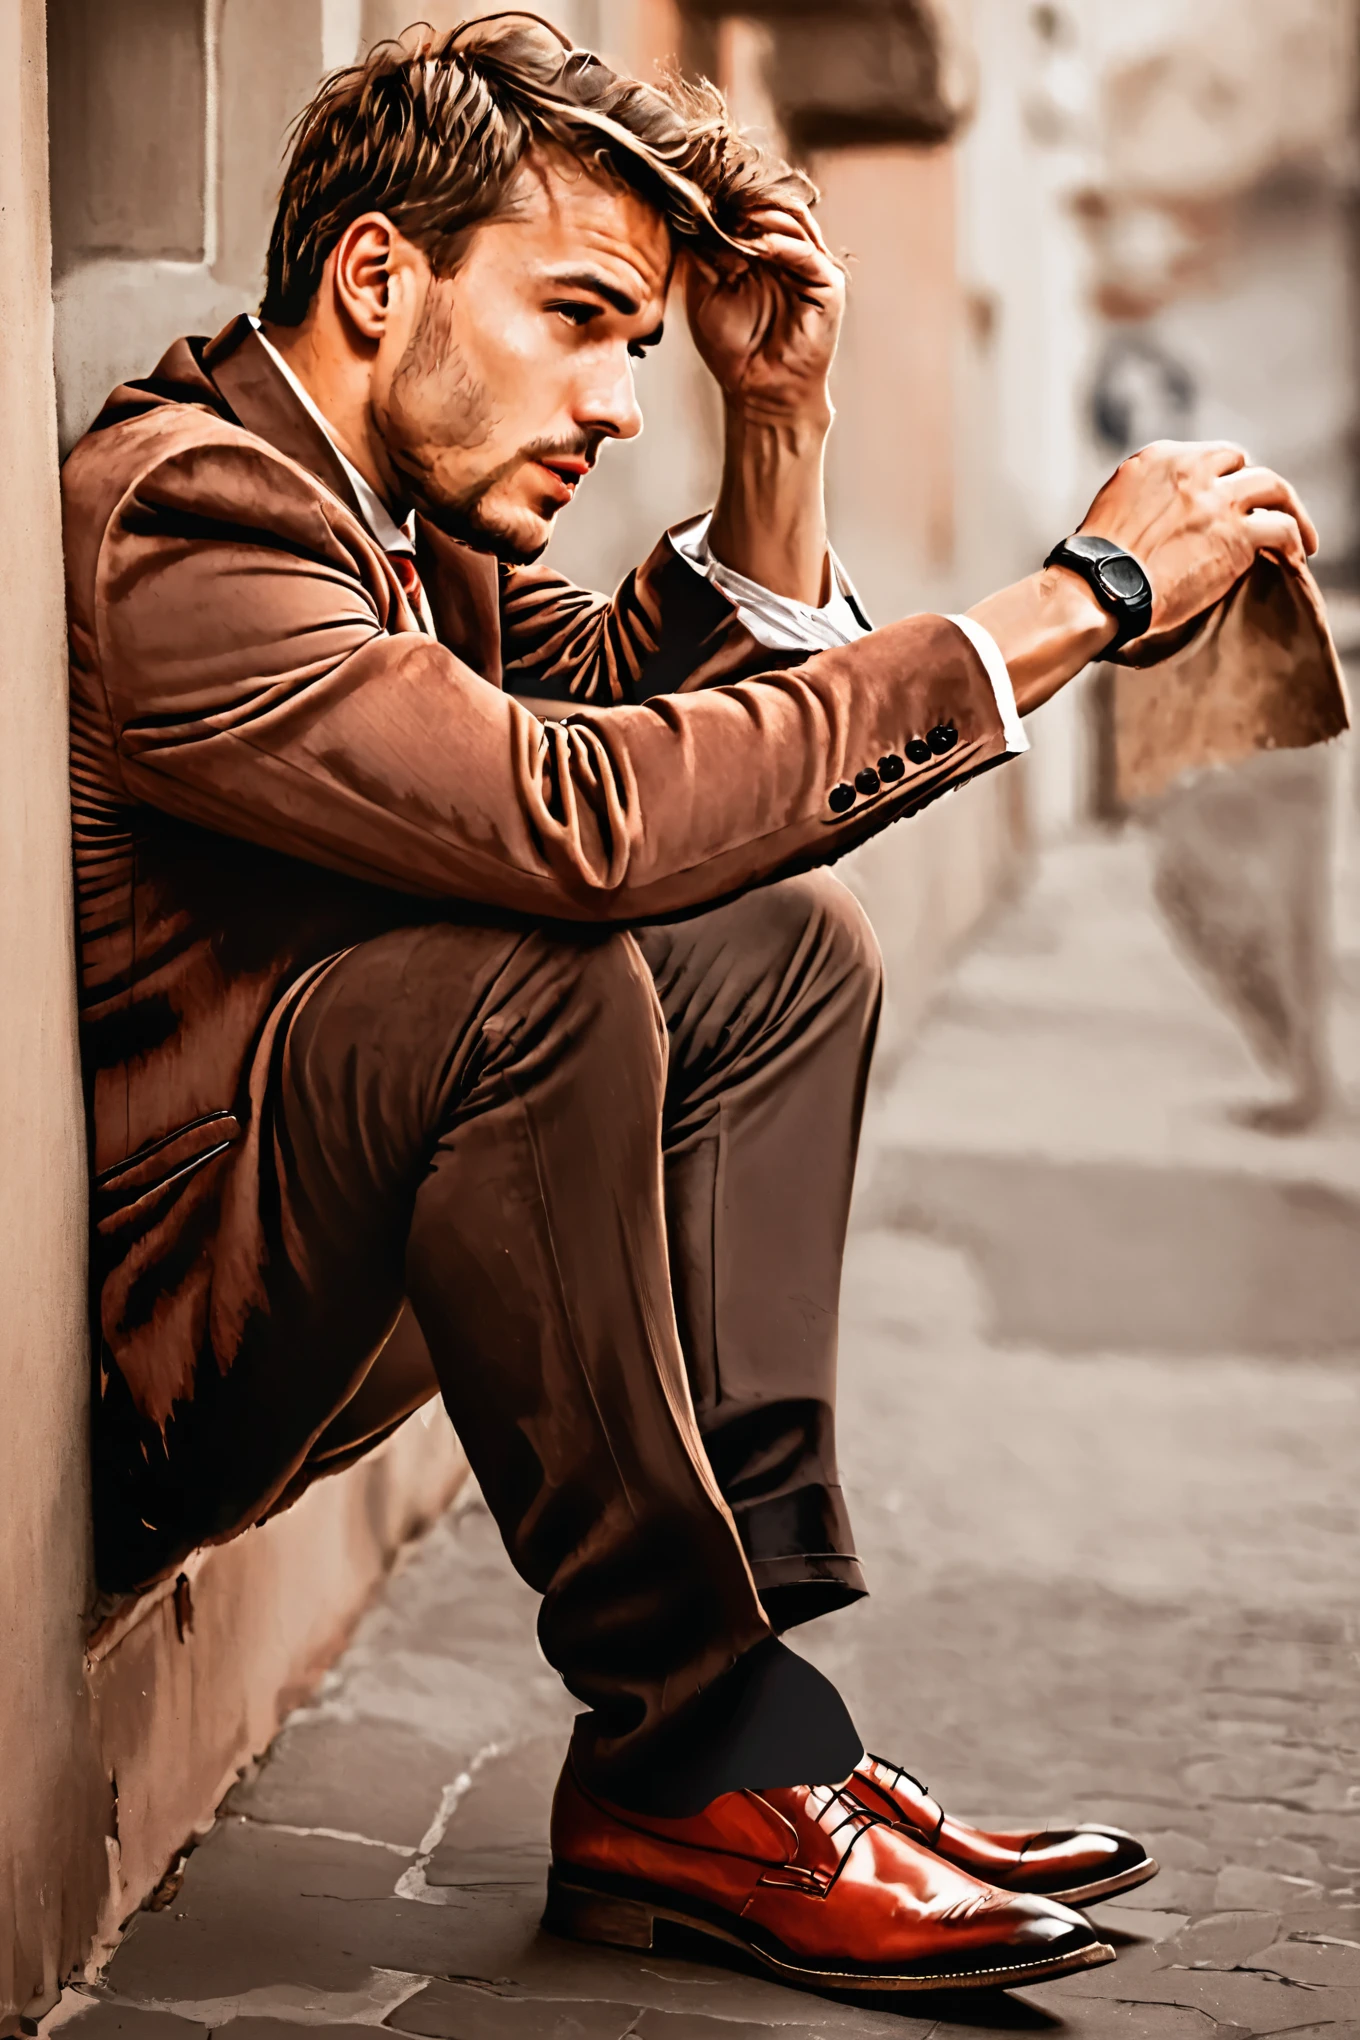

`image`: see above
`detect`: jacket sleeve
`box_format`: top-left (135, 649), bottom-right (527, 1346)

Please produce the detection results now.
top-left (498, 533), bottom-right (807, 707)
top-left (94, 434), bottom-right (1013, 924)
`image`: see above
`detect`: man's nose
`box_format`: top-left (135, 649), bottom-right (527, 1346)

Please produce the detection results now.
top-left (577, 355), bottom-right (644, 443)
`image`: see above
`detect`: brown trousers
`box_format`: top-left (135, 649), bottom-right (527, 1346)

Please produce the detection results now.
top-left (94, 874), bottom-right (880, 1808)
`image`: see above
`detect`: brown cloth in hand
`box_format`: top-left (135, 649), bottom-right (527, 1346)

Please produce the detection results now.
top-left (1108, 554), bottom-right (1351, 806)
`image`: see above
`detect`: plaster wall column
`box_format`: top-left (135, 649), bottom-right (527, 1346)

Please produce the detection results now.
top-left (216, 0), bottom-right (329, 296)
top-left (0, 0), bottom-right (108, 2022)
top-left (816, 144), bottom-right (959, 618)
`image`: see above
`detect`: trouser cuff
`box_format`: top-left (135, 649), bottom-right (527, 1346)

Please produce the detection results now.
top-left (730, 1481), bottom-right (868, 1631)
top-left (751, 1552), bottom-right (868, 1632)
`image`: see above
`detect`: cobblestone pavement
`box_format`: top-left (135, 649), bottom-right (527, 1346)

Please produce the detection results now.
top-left (51, 828), bottom-right (1360, 2039)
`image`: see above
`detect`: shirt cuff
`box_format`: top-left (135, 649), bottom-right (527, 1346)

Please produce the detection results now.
top-left (946, 613), bottom-right (1029, 756)
top-left (669, 510), bottom-right (870, 654)
top-left (667, 513), bottom-right (1028, 759)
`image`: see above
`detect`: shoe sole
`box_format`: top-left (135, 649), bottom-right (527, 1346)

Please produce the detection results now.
top-left (1042, 1856), bottom-right (1161, 1908)
top-left (543, 1868), bottom-right (1117, 1993)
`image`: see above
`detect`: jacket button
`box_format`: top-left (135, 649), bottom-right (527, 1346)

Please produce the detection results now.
top-left (828, 782), bottom-right (857, 813)
top-left (854, 766), bottom-right (881, 797)
top-left (928, 722), bottom-right (958, 754)
top-left (905, 737), bottom-right (932, 765)
top-left (878, 753), bottom-right (905, 782)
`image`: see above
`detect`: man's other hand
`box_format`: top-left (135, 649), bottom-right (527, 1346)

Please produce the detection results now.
top-left (970, 440), bottom-right (1318, 719)
top-left (682, 205), bottom-right (845, 428)
top-left (1078, 439), bottom-right (1318, 637)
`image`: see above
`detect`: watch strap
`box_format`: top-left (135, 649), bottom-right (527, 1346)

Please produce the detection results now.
top-left (1044, 534), bottom-right (1154, 654)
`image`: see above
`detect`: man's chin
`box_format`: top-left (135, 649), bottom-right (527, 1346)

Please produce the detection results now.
top-left (422, 497), bottom-right (556, 568)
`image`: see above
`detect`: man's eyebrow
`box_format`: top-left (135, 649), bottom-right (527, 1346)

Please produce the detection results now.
top-left (548, 268), bottom-right (642, 318)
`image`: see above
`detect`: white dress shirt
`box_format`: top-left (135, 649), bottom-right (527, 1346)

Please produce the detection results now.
top-left (250, 319), bottom-right (1025, 752)
top-left (672, 510), bottom-right (1027, 757)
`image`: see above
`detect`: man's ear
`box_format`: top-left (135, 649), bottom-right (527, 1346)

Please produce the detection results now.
top-left (331, 213), bottom-right (402, 343)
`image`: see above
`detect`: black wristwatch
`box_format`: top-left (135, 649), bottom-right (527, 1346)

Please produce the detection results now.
top-left (1043, 533), bottom-right (1153, 654)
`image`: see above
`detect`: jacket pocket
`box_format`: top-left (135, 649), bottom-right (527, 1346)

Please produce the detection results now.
top-left (95, 1109), bottom-right (242, 1221)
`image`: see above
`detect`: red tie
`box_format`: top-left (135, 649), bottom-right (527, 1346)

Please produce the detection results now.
top-left (387, 551), bottom-right (427, 631)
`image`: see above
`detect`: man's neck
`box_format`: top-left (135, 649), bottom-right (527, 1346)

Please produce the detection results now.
top-left (258, 318), bottom-right (409, 523)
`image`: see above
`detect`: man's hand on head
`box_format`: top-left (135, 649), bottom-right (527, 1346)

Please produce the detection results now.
top-left (682, 204), bottom-right (845, 432)
top-left (693, 204), bottom-right (845, 605)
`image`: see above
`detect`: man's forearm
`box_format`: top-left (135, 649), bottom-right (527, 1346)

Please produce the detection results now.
top-left (968, 567), bottom-right (1117, 718)
top-left (707, 405), bottom-right (831, 606)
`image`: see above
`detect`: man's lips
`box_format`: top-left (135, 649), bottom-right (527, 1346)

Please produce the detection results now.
top-left (532, 457), bottom-right (591, 505)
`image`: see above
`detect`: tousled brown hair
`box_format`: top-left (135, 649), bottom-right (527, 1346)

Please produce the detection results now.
top-left (262, 11), bottom-right (813, 325)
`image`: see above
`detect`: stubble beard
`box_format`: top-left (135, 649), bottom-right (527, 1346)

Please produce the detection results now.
top-left (383, 279), bottom-right (579, 567)
top-left (422, 457), bottom-right (557, 566)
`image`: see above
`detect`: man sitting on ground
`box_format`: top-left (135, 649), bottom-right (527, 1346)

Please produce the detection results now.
top-left (64, 11), bottom-right (1315, 1997)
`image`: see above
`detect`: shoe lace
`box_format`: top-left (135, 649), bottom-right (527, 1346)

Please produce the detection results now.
top-left (811, 1771), bottom-right (995, 1924)
top-left (866, 1751), bottom-right (930, 1799)
top-left (804, 1779), bottom-right (896, 1893)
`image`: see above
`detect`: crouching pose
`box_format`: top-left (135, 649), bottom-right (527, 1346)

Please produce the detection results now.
top-left (64, 12), bottom-right (1314, 1997)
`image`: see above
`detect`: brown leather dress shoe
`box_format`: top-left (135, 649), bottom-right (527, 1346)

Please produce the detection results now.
top-left (850, 1755), bottom-right (1159, 1906)
top-left (546, 1758), bottom-right (1115, 1993)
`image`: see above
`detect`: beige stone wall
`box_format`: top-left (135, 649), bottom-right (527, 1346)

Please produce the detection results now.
top-left (48, 0), bottom-right (327, 452)
top-left (86, 1415), bottom-right (465, 1967)
top-left (0, 0), bottom-right (109, 2019)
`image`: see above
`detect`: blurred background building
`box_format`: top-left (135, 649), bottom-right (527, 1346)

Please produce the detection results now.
top-left (3, 0), bottom-right (1358, 2025)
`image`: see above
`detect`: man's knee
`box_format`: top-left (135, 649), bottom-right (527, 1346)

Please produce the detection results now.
top-left (752, 871), bottom-right (884, 1017)
top-left (799, 869), bottom-right (882, 993)
top-left (492, 924), bottom-right (668, 1090)
top-left (558, 926), bottom-right (667, 1055)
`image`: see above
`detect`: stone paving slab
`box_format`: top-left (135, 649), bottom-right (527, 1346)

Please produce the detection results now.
top-left (49, 2014), bottom-right (205, 2039)
top-left (47, 828), bottom-right (1360, 2040)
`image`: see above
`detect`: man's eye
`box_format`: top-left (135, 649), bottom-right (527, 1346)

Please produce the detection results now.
top-left (552, 303), bottom-right (598, 329)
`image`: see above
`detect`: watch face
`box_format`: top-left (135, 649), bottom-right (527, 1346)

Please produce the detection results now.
top-left (1097, 553), bottom-right (1150, 601)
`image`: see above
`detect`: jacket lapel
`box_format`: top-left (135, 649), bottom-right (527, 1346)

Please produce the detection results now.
top-left (202, 315), bottom-right (366, 524)
top-left (414, 519), bottom-right (503, 688)
top-left (200, 316), bottom-right (503, 682)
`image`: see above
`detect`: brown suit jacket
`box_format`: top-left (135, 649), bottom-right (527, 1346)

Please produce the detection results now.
top-left (64, 314), bottom-right (1008, 1429)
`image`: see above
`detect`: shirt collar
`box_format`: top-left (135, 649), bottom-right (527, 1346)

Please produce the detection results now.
top-left (248, 316), bottom-right (416, 556)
